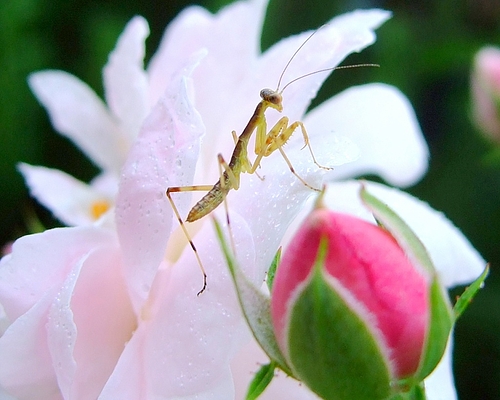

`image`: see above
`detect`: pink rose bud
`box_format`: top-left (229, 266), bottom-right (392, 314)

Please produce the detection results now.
top-left (271, 206), bottom-right (432, 399)
top-left (471, 46), bottom-right (500, 141)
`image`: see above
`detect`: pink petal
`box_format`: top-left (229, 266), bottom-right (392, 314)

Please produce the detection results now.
top-left (103, 16), bottom-right (150, 143)
top-left (28, 71), bottom-right (124, 173)
top-left (18, 163), bottom-right (113, 226)
top-left (115, 54), bottom-right (205, 310)
top-left (319, 181), bottom-right (486, 288)
top-left (303, 83), bottom-right (428, 187)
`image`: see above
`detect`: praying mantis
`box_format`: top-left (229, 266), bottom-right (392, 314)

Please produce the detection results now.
top-left (166, 26), bottom-right (377, 295)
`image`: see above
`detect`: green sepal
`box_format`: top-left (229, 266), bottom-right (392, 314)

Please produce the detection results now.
top-left (413, 278), bottom-right (453, 380)
top-left (360, 185), bottom-right (454, 380)
top-left (453, 264), bottom-right (489, 320)
top-left (213, 218), bottom-right (292, 375)
top-left (266, 247), bottom-right (281, 292)
top-left (245, 362), bottom-right (276, 400)
top-left (287, 237), bottom-right (392, 400)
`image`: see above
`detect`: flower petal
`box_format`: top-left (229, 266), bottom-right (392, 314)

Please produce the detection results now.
top-left (28, 70), bottom-right (124, 173)
top-left (319, 181), bottom-right (486, 288)
top-left (0, 385), bottom-right (16, 400)
top-left (48, 243), bottom-right (135, 399)
top-left (103, 16), bottom-right (150, 144)
top-left (0, 303), bottom-right (8, 337)
top-left (148, 0), bottom-right (268, 182)
top-left (115, 53), bottom-right (205, 310)
top-left (18, 163), bottom-right (113, 226)
top-left (0, 227), bottom-right (115, 319)
top-left (0, 291), bottom-right (59, 399)
top-left (101, 212), bottom-right (256, 400)
top-left (0, 226), bottom-right (120, 398)
top-left (303, 83), bottom-right (428, 187)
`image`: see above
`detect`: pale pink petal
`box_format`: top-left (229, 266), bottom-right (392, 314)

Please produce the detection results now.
top-left (148, 0), bottom-right (268, 182)
top-left (0, 291), bottom-right (59, 399)
top-left (102, 212), bottom-right (256, 399)
top-left (103, 16), bottom-right (150, 143)
top-left (0, 385), bottom-right (17, 400)
top-left (303, 83), bottom-right (428, 187)
top-left (28, 70), bottom-right (124, 173)
top-left (18, 163), bottom-right (113, 226)
top-left (0, 303), bottom-right (8, 336)
top-left (148, 0), bottom-right (266, 109)
top-left (97, 320), bottom-right (145, 400)
top-left (0, 227), bottom-right (114, 320)
top-left (47, 245), bottom-right (135, 399)
top-left (319, 181), bottom-right (486, 287)
top-left (0, 227), bottom-right (132, 399)
top-left (115, 54), bottom-right (205, 310)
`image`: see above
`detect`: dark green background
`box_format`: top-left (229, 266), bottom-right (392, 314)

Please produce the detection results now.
top-left (1, 0), bottom-right (499, 398)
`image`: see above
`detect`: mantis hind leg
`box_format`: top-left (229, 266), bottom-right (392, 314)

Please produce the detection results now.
top-left (166, 152), bottom-right (242, 295)
top-left (167, 184), bottom-right (214, 296)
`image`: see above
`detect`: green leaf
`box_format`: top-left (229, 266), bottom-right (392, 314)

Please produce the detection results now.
top-left (245, 362), bottom-right (276, 400)
top-left (287, 238), bottom-right (392, 400)
top-left (213, 218), bottom-right (292, 374)
top-left (454, 265), bottom-right (489, 320)
top-left (266, 247), bottom-right (281, 292)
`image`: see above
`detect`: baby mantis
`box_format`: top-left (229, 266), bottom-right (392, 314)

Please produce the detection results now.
top-left (166, 26), bottom-right (377, 295)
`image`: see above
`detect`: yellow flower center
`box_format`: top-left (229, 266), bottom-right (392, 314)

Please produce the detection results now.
top-left (90, 200), bottom-right (110, 220)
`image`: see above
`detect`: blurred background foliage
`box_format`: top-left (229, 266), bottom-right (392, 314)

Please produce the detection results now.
top-left (1, 0), bottom-right (499, 398)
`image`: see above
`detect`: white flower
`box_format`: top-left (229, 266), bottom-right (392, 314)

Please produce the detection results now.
top-left (0, 0), bottom-right (484, 399)
top-left (21, 16), bottom-right (150, 225)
